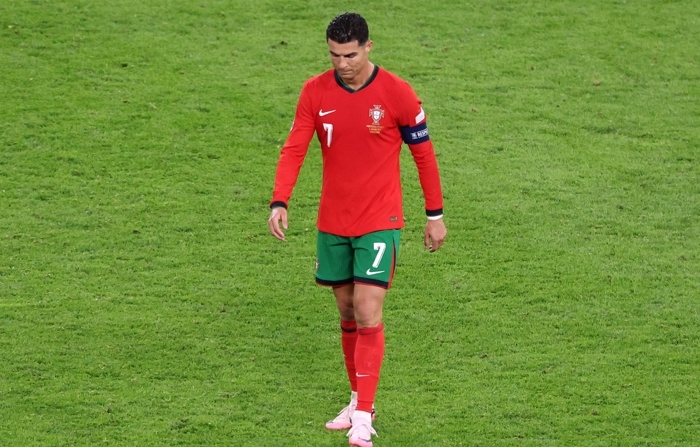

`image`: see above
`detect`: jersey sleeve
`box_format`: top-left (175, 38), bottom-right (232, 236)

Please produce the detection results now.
top-left (270, 80), bottom-right (316, 208)
top-left (409, 138), bottom-right (444, 217)
top-left (396, 82), bottom-right (445, 217)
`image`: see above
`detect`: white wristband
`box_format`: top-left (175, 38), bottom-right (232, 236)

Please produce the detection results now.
top-left (427, 214), bottom-right (444, 221)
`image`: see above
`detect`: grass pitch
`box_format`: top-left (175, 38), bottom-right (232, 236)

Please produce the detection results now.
top-left (1, 1), bottom-right (699, 446)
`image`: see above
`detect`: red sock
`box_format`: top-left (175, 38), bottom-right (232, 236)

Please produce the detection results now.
top-left (341, 319), bottom-right (358, 392)
top-left (355, 323), bottom-right (385, 413)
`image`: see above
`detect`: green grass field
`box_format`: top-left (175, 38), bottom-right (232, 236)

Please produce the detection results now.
top-left (1, 1), bottom-right (699, 446)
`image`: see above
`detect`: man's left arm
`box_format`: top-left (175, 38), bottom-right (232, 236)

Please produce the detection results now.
top-left (408, 139), bottom-right (447, 252)
top-left (397, 84), bottom-right (446, 251)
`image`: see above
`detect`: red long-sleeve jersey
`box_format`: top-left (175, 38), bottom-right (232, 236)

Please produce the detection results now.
top-left (270, 66), bottom-right (443, 237)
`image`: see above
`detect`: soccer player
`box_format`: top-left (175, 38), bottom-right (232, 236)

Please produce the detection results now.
top-left (267, 12), bottom-right (446, 447)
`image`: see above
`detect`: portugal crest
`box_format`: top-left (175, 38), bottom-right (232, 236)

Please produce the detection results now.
top-left (367, 105), bottom-right (385, 134)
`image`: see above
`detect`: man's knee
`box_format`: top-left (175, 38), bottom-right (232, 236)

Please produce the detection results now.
top-left (334, 284), bottom-right (355, 320)
top-left (352, 284), bottom-right (386, 327)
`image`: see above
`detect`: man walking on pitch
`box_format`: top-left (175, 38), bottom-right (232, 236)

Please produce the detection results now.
top-left (267, 12), bottom-right (446, 447)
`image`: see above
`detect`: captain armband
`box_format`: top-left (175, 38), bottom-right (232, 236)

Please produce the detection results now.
top-left (400, 121), bottom-right (430, 145)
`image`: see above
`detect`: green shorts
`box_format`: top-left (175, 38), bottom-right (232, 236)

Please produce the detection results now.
top-left (315, 230), bottom-right (401, 289)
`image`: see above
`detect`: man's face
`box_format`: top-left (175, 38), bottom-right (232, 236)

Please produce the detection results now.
top-left (327, 39), bottom-right (373, 86)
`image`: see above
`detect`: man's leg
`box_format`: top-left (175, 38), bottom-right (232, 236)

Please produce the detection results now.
top-left (326, 284), bottom-right (361, 430)
top-left (335, 284), bottom-right (358, 393)
top-left (346, 284), bottom-right (384, 446)
top-left (347, 230), bottom-right (397, 446)
top-left (316, 232), bottom-right (361, 430)
top-left (352, 284), bottom-right (385, 416)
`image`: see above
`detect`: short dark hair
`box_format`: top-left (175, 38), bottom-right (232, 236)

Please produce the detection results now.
top-left (326, 12), bottom-right (369, 45)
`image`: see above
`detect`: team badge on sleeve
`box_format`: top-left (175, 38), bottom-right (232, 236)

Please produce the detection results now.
top-left (415, 107), bottom-right (426, 124)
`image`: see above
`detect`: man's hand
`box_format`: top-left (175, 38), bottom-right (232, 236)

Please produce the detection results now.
top-left (268, 207), bottom-right (288, 241)
top-left (424, 218), bottom-right (446, 252)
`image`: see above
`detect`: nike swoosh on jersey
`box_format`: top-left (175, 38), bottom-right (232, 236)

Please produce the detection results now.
top-left (319, 109), bottom-right (336, 116)
top-left (365, 269), bottom-right (385, 276)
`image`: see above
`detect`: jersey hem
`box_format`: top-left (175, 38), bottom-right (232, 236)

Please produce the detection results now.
top-left (316, 225), bottom-right (404, 238)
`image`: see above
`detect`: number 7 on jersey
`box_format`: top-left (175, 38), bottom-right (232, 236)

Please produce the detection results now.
top-left (323, 123), bottom-right (333, 147)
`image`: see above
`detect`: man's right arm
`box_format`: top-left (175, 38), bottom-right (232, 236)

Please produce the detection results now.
top-left (268, 82), bottom-right (316, 240)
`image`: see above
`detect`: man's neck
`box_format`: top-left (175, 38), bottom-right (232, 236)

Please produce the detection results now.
top-left (345, 63), bottom-right (375, 90)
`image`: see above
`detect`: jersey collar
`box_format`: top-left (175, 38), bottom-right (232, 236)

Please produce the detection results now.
top-left (334, 65), bottom-right (379, 93)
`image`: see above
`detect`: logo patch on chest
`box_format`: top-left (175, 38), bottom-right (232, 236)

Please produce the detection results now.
top-left (367, 105), bottom-right (385, 134)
